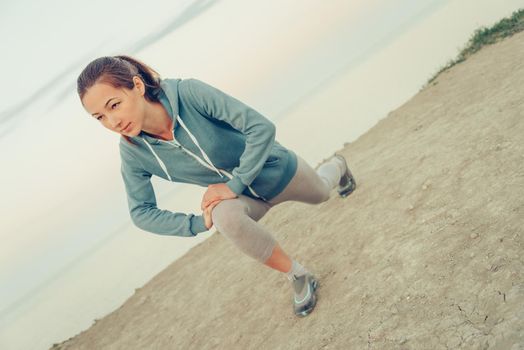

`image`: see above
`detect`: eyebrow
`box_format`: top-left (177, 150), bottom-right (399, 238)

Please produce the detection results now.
top-left (91, 97), bottom-right (117, 116)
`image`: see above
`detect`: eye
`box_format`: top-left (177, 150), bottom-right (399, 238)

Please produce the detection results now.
top-left (95, 102), bottom-right (119, 120)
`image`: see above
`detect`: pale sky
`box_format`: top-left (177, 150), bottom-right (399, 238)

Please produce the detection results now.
top-left (0, 0), bottom-right (441, 294)
top-left (1, 1), bottom-right (523, 349)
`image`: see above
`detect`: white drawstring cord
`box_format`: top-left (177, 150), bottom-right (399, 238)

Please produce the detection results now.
top-left (176, 116), bottom-right (224, 178)
top-left (141, 137), bottom-right (173, 181)
top-left (139, 115), bottom-right (265, 200)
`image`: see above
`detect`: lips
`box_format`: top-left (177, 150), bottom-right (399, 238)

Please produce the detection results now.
top-left (121, 122), bottom-right (132, 132)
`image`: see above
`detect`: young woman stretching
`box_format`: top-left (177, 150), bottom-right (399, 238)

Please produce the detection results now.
top-left (77, 55), bottom-right (356, 317)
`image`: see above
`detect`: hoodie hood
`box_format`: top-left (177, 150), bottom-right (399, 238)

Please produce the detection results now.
top-left (158, 78), bottom-right (181, 121)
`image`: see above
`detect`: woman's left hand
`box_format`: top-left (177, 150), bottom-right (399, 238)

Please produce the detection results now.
top-left (201, 183), bottom-right (238, 210)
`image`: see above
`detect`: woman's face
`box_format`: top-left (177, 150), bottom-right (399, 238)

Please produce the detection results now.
top-left (82, 76), bottom-right (146, 137)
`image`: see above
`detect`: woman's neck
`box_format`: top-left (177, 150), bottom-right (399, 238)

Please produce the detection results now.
top-left (141, 101), bottom-right (174, 141)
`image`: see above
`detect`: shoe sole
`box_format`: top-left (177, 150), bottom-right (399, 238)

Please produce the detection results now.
top-left (295, 278), bottom-right (319, 317)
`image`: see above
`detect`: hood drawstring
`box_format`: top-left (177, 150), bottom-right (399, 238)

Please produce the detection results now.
top-left (140, 115), bottom-right (225, 182)
top-left (140, 115), bottom-right (265, 201)
top-left (175, 116), bottom-right (224, 178)
top-left (141, 138), bottom-right (173, 181)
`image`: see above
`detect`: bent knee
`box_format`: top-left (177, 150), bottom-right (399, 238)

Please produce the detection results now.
top-left (211, 199), bottom-right (247, 231)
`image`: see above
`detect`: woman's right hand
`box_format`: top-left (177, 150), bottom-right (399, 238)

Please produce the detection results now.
top-left (203, 198), bottom-right (223, 229)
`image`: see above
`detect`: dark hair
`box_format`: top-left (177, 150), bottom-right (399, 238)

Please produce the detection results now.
top-left (76, 55), bottom-right (162, 146)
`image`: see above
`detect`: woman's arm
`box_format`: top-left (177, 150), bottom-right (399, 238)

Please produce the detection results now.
top-left (120, 150), bottom-right (208, 237)
top-left (184, 78), bottom-right (276, 196)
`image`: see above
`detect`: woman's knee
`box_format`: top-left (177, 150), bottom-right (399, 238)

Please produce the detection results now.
top-left (210, 198), bottom-right (277, 264)
top-left (211, 199), bottom-right (247, 235)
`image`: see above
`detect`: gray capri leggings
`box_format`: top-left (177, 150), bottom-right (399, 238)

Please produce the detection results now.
top-left (211, 154), bottom-right (343, 264)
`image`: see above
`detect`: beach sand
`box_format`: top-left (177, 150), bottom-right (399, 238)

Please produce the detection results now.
top-left (51, 30), bottom-right (524, 349)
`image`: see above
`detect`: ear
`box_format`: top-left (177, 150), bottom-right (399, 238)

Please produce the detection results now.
top-left (133, 76), bottom-right (145, 96)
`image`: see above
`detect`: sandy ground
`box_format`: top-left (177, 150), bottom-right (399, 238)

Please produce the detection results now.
top-left (52, 31), bottom-right (524, 350)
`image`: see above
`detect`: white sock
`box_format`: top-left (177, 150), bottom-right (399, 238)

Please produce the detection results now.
top-left (332, 156), bottom-right (346, 178)
top-left (317, 156), bottom-right (347, 190)
top-left (286, 259), bottom-right (309, 281)
top-left (317, 161), bottom-right (341, 190)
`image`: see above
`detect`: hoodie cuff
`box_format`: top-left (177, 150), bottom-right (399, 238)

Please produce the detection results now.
top-left (226, 176), bottom-right (247, 196)
top-left (191, 215), bottom-right (208, 235)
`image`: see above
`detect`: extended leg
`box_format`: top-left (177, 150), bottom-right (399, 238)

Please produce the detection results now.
top-left (267, 153), bottom-right (345, 207)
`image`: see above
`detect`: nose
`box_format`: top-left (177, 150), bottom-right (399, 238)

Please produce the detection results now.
top-left (107, 114), bottom-right (122, 129)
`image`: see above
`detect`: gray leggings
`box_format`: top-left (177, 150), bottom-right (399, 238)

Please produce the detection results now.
top-left (211, 154), bottom-right (343, 263)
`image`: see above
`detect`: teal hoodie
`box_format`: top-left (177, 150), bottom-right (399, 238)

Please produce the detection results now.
top-left (119, 78), bottom-right (298, 237)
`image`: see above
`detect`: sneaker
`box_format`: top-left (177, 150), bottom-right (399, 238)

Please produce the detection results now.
top-left (334, 153), bottom-right (356, 198)
top-left (290, 273), bottom-right (319, 317)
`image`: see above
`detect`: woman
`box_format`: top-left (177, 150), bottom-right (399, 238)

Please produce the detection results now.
top-left (77, 55), bottom-right (356, 318)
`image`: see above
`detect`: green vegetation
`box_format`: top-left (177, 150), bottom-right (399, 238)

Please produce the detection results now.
top-left (423, 8), bottom-right (524, 88)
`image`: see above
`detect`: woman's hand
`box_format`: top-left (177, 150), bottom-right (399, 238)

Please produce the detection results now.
top-left (201, 183), bottom-right (238, 210)
top-left (203, 198), bottom-right (222, 229)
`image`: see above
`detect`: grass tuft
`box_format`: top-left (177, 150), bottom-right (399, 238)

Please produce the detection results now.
top-left (422, 8), bottom-right (524, 89)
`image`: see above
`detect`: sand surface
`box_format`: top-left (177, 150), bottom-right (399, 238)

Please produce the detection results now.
top-left (52, 31), bottom-right (524, 349)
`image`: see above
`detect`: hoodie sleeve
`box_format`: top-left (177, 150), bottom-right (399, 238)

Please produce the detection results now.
top-left (119, 145), bottom-right (208, 237)
top-left (184, 78), bottom-right (276, 195)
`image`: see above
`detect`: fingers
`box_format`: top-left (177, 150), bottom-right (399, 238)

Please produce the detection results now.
top-left (205, 198), bottom-right (222, 210)
top-left (203, 198), bottom-right (222, 229)
top-left (201, 187), bottom-right (212, 210)
top-left (209, 199), bottom-right (221, 210)
top-left (202, 183), bottom-right (240, 210)
top-left (201, 187), bottom-right (218, 210)
top-left (202, 197), bottom-right (219, 211)
top-left (201, 197), bottom-right (210, 211)
top-left (201, 190), bottom-right (222, 210)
